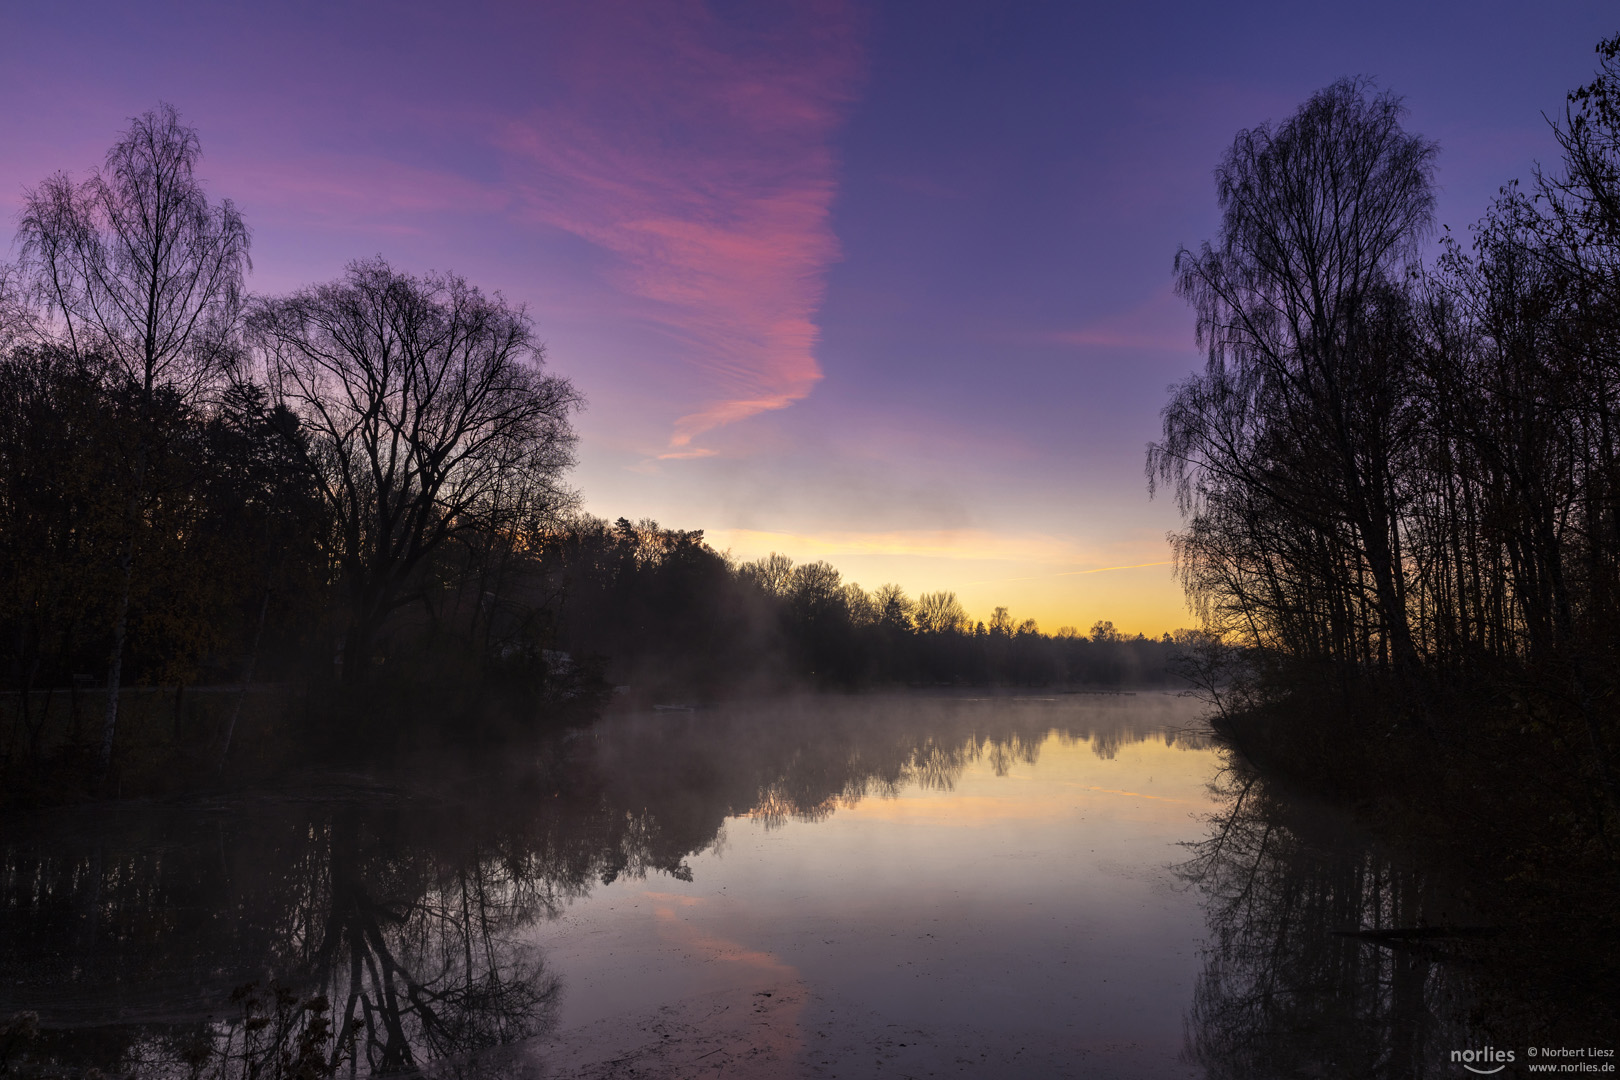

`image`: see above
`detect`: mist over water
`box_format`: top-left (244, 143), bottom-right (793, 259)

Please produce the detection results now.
top-left (533, 693), bottom-right (1213, 1078)
top-left (0, 691), bottom-right (1502, 1078)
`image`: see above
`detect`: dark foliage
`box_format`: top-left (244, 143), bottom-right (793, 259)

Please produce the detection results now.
top-left (1154, 42), bottom-right (1620, 1050)
top-left (534, 516), bottom-right (1179, 697)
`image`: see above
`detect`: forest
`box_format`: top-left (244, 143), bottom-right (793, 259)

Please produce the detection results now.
top-left (1151, 35), bottom-right (1620, 1023)
top-left (0, 105), bottom-right (1172, 798)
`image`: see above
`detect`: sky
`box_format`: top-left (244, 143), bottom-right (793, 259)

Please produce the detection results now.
top-left (1, 0), bottom-right (1615, 635)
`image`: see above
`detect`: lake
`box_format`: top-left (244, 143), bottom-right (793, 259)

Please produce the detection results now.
top-left (0, 692), bottom-right (1250, 1078)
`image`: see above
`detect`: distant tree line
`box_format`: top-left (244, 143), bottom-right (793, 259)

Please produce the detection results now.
top-left (0, 105), bottom-right (1170, 788)
top-left (1153, 42), bottom-right (1620, 827)
top-left (534, 516), bottom-right (1177, 697)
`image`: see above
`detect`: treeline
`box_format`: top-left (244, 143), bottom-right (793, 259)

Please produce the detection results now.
top-left (0, 105), bottom-right (1169, 790)
top-left (536, 516), bottom-right (1177, 696)
top-left (1152, 37), bottom-right (1620, 951)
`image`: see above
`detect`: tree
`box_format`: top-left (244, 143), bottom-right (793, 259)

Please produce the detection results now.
top-left (1546, 32), bottom-right (1620, 298)
top-left (739, 552), bottom-right (795, 597)
top-left (872, 583), bottom-right (915, 631)
top-left (15, 103), bottom-right (251, 774)
top-left (0, 263), bottom-right (37, 353)
top-left (1151, 79), bottom-right (1437, 672)
top-left (915, 591), bottom-right (967, 635)
top-left (842, 582), bottom-right (878, 626)
top-left (248, 259), bottom-right (580, 682)
top-left (0, 346), bottom-right (122, 764)
top-left (787, 560), bottom-right (843, 618)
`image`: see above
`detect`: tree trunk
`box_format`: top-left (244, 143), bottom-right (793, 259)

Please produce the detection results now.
top-left (341, 620), bottom-right (367, 686)
top-left (96, 544), bottom-right (134, 781)
top-left (96, 440), bottom-right (148, 784)
top-left (217, 584), bottom-right (271, 772)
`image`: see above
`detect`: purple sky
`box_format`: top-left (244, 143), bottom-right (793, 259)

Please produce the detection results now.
top-left (2, 1), bottom-right (1614, 633)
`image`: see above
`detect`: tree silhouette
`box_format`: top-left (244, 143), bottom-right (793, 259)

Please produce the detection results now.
top-left (16, 103), bottom-right (250, 775)
top-left (1152, 79), bottom-right (1436, 674)
top-left (249, 259), bottom-right (580, 684)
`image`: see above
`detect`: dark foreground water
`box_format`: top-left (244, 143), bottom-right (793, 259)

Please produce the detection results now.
top-left (0, 693), bottom-right (1537, 1078)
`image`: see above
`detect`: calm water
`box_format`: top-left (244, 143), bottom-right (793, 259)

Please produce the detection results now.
top-left (2, 691), bottom-right (1474, 1078)
top-left (533, 693), bottom-right (1214, 1078)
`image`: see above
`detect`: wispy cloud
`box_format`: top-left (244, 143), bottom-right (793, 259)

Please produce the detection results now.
top-left (498, 1), bottom-right (862, 458)
top-left (222, 154), bottom-right (511, 231)
top-left (1039, 285), bottom-right (1195, 352)
top-left (959, 560), bottom-right (1173, 587)
top-left (709, 527), bottom-right (1090, 564)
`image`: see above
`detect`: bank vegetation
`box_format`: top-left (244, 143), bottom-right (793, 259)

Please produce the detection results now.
top-left (1154, 36), bottom-right (1620, 1035)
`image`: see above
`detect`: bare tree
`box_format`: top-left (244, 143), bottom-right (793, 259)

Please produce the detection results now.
top-left (1151, 79), bottom-right (1437, 672)
top-left (872, 583), bottom-right (915, 631)
top-left (914, 590), bottom-right (967, 635)
top-left (0, 263), bottom-right (39, 353)
top-left (248, 259), bottom-right (580, 682)
top-left (788, 560), bottom-right (843, 616)
top-left (841, 582), bottom-right (878, 626)
top-left (739, 552), bottom-right (795, 597)
top-left (14, 103), bottom-right (250, 774)
top-left (1545, 32), bottom-right (1620, 298)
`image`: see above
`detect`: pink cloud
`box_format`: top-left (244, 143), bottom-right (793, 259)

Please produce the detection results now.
top-left (498, 0), bottom-right (862, 457)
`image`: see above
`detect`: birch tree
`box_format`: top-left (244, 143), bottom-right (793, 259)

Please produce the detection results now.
top-left (15, 103), bottom-right (250, 775)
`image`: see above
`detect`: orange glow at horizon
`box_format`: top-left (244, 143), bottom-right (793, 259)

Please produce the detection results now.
top-left (706, 527), bottom-right (1193, 637)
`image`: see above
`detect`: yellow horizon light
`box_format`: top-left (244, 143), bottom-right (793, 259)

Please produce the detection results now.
top-left (704, 528), bottom-right (1193, 637)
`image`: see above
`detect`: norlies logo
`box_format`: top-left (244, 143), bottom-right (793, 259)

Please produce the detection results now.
top-left (1453, 1047), bottom-right (1516, 1074)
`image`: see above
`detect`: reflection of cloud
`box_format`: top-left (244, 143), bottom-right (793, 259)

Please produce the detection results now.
top-left (540, 888), bottom-right (809, 1074)
top-left (1083, 784), bottom-right (1198, 805)
top-left (646, 893), bottom-right (808, 1066)
top-left (839, 791), bottom-right (1072, 826)
top-left (499, 1), bottom-right (862, 458)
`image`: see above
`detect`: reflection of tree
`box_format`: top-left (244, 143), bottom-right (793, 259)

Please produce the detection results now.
top-left (0, 801), bottom-right (559, 1078)
top-left (1180, 766), bottom-right (1478, 1079)
top-left (309, 810), bottom-right (558, 1077)
top-left (1, 693), bottom-right (1204, 1074)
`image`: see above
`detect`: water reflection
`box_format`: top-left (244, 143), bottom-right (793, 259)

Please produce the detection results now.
top-left (2, 799), bottom-right (561, 1078)
top-left (0, 692), bottom-right (1203, 1077)
top-left (1180, 766), bottom-right (1485, 1079)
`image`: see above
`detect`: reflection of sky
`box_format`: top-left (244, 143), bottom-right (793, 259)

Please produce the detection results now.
top-left (1, 0), bottom-right (1613, 632)
top-left (538, 695), bottom-right (1216, 1074)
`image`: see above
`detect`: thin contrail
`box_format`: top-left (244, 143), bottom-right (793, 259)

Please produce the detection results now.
top-left (963, 560), bottom-right (1173, 586)
top-left (1056, 559), bottom-right (1173, 577)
